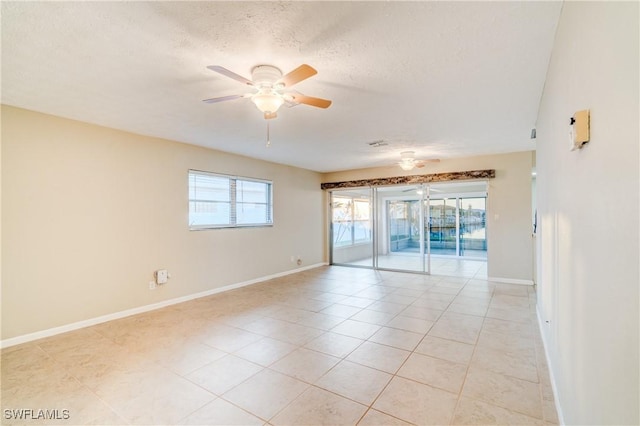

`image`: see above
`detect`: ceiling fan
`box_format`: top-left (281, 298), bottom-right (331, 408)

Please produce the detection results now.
top-left (398, 151), bottom-right (440, 170)
top-left (203, 64), bottom-right (332, 120)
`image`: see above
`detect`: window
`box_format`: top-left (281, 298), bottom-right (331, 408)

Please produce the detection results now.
top-left (189, 170), bottom-right (273, 229)
top-left (332, 195), bottom-right (371, 246)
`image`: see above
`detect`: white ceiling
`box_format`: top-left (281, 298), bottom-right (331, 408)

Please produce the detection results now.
top-left (1, 1), bottom-right (561, 173)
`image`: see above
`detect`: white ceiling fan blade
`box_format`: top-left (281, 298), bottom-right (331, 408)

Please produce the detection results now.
top-left (207, 66), bottom-right (254, 86)
top-left (202, 94), bottom-right (244, 104)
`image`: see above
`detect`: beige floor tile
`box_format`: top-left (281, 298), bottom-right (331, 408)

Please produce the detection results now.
top-left (415, 335), bottom-right (475, 365)
top-left (240, 317), bottom-right (294, 335)
top-left (315, 360), bottom-right (392, 405)
top-left (346, 341), bottom-right (410, 374)
top-left (428, 319), bottom-right (481, 345)
top-left (491, 294), bottom-right (531, 308)
top-left (2, 348), bottom-right (71, 393)
top-left (222, 369), bottom-right (309, 420)
top-left (296, 298), bottom-right (335, 312)
top-left (339, 296), bottom-right (377, 308)
top-left (233, 337), bottom-right (298, 367)
top-left (4, 267), bottom-right (556, 426)
top-left (354, 286), bottom-right (394, 299)
top-left (367, 301), bottom-right (407, 315)
top-left (454, 294), bottom-right (492, 305)
top-left (373, 376), bottom-right (458, 425)
top-left (447, 301), bottom-right (488, 317)
top-left (52, 345), bottom-right (149, 391)
top-left (270, 348), bottom-right (340, 383)
top-left (368, 327), bottom-right (423, 351)
top-left (185, 354), bottom-right (263, 395)
top-left (94, 366), bottom-right (215, 424)
top-left (471, 344), bottom-right (539, 383)
top-left (393, 287), bottom-right (427, 298)
top-left (202, 325), bottom-right (265, 352)
top-left (386, 315), bottom-right (434, 334)
top-left (421, 291), bottom-right (457, 303)
top-left (271, 386), bottom-right (367, 425)
top-left (320, 303), bottom-right (363, 318)
top-left (357, 409), bottom-right (412, 425)
top-left (486, 306), bottom-right (533, 323)
top-left (218, 312), bottom-right (266, 329)
top-left (350, 309), bottom-right (397, 326)
top-left (2, 387), bottom-right (127, 425)
top-left (37, 328), bottom-right (109, 356)
top-left (429, 285), bottom-right (462, 295)
top-left (482, 317), bottom-right (535, 337)
top-left (477, 329), bottom-right (535, 352)
top-left (304, 332), bottom-right (364, 358)
top-left (146, 339), bottom-right (228, 376)
top-left (295, 311), bottom-right (345, 330)
top-left (263, 321), bottom-right (325, 346)
top-left (397, 352), bottom-right (468, 393)
top-left (462, 367), bottom-right (543, 419)
top-left (181, 398), bottom-right (264, 425)
top-left (311, 292), bottom-right (349, 303)
top-left (331, 319), bottom-right (381, 340)
top-left (268, 306), bottom-right (316, 323)
top-left (452, 397), bottom-right (544, 425)
top-left (494, 284), bottom-right (530, 296)
top-left (411, 297), bottom-right (451, 310)
top-left (399, 305), bottom-right (444, 321)
top-left (379, 293), bottom-right (417, 305)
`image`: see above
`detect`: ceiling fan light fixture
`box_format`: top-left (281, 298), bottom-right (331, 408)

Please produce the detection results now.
top-left (399, 161), bottom-right (415, 171)
top-left (398, 151), bottom-right (416, 170)
top-left (252, 92), bottom-right (284, 114)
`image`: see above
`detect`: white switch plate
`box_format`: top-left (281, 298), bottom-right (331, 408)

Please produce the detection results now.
top-left (149, 281), bottom-right (157, 290)
top-left (155, 269), bottom-right (168, 284)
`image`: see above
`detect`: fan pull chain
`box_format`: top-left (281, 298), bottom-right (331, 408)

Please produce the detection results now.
top-left (266, 121), bottom-right (271, 148)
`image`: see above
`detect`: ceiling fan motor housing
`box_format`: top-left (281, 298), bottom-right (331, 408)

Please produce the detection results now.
top-left (251, 65), bottom-right (282, 87)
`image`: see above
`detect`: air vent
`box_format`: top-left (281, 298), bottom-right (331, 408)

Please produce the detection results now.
top-left (368, 140), bottom-right (388, 147)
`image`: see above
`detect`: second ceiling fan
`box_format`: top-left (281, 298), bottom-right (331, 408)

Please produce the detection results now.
top-left (203, 64), bottom-right (332, 120)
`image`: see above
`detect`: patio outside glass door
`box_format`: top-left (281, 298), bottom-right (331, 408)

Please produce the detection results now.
top-left (330, 188), bottom-right (373, 268)
top-left (375, 185), bottom-right (429, 273)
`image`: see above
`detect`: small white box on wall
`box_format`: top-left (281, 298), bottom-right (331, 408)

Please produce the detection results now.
top-left (570, 109), bottom-right (590, 150)
top-left (155, 269), bottom-right (169, 285)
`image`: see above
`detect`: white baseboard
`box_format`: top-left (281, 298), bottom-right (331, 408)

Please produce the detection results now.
top-left (0, 262), bottom-right (328, 349)
top-left (536, 306), bottom-right (565, 425)
top-left (487, 276), bottom-right (534, 286)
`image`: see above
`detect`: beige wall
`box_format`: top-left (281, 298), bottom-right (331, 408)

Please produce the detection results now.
top-left (1, 106), bottom-right (325, 340)
top-left (536, 2), bottom-right (639, 424)
top-left (322, 151), bottom-right (534, 282)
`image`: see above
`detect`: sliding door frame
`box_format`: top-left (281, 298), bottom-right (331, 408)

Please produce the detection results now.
top-left (328, 180), bottom-right (488, 274)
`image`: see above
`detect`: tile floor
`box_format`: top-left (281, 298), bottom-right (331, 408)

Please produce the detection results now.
top-left (1, 266), bottom-right (558, 425)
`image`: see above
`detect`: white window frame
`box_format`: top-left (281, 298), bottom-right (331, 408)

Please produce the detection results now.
top-left (189, 169), bottom-right (273, 230)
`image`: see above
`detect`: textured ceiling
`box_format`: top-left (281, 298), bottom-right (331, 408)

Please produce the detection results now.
top-left (1, 2), bottom-right (561, 173)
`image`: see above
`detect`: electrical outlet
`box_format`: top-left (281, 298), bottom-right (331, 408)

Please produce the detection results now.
top-left (155, 269), bottom-right (168, 284)
top-left (149, 281), bottom-right (157, 290)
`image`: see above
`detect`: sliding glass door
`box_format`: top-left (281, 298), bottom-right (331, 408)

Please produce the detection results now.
top-left (330, 188), bottom-right (373, 267)
top-left (329, 181), bottom-right (487, 273)
top-left (459, 197), bottom-right (487, 258)
top-left (428, 198), bottom-right (457, 256)
top-left (376, 185), bottom-right (427, 272)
